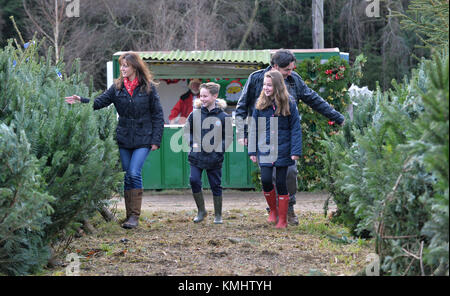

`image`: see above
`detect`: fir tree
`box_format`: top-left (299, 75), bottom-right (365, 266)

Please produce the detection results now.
top-left (403, 52), bottom-right (449, 275)
top-left (393, 0), bottom-right (449, 50)
top-left (0, 123), bottom-right (54, 275)
top-left (322, 53), bottom-right (449, 275)
top-left (0, 38), bottom-right (122, 274)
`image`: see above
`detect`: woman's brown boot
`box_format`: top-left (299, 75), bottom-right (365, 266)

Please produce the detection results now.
top-left (122, 188), bottom-right (143, 229)
top-left (123, 190), bottom-right (132, 222)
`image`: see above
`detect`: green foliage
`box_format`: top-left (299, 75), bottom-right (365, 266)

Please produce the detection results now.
top-left (0, 123), bottom-right (54, 275)
top-left (402, 52), bottom-right (449, 275)
top-left (394, 0), bottom-right (449, 50)
top-left (293, 55), bottom-right (365, 191)
top-left (321, 84), bottom-right (377, 237)
top-left (250, 163), bottom-right (262, 192)
top-left (322, 51), bottom-right (449, 275)
top-left (0, 39), bottom-right (122, 274)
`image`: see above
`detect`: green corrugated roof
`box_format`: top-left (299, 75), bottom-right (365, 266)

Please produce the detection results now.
top-left (137, 50), bottom-right (271, 65)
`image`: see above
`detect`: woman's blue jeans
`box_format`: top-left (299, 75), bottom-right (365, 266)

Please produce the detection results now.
top-left (119, 147), bottom-right (150, 190)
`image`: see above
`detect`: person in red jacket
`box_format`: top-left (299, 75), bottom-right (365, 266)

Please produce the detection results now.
top-left (169, 78), bottom-right (201, 124)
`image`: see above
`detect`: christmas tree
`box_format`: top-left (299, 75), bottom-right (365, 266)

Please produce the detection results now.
top-left (0, 39), bottom-right (122, 275)
top-left (0, 123), bottom-right (54, 275)
top-left (322, 53), bottom-right (448, 275)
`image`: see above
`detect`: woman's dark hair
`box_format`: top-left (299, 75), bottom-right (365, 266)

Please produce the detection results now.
top-left (115, 52), bottom-right (158, 94)
top-left (270, 49), bottom-right (296, 68)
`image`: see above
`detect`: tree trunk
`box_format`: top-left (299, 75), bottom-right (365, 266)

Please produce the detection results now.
top-left (83, 219), bottom-right (96, 234)
top-left (99, 206), bottom-right (117, 222)
top-left (54, 0), bottom-right (59, 62)
top-left (312, 0), bottom-right (324, 49)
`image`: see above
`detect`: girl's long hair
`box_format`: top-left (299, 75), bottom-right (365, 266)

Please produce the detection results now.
top-left (115, 52), bottom-right (158, 94)
top-left (255, 70), bottom-right (291, 116)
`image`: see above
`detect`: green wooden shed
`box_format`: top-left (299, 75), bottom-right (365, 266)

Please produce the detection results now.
top-left (110, 48), bottom-right (348, 189)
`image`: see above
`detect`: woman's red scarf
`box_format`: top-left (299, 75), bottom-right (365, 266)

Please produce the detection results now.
top-left (124, 77), bottom-right (139, 96)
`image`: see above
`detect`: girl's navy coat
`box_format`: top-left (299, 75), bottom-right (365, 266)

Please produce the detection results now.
top-left (248, 99), bottom-right (302, 167)
top-left (185, 99), bottom-right (233, 170)
top-left (81, 84), bottom-right (164, 149)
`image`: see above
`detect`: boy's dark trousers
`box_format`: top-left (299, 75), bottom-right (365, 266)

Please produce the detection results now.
top-left (189, 165), bottom-right (223, 224)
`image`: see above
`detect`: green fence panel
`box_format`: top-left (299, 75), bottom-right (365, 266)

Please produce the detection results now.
top-left (142, 126), bottom-right (257, 190)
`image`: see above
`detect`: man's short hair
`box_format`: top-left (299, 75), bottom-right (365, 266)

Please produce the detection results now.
top-left (270, 49), bottom-right (296, 68)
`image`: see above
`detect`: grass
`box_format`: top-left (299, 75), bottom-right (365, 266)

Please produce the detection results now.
top-left (42, 208), bottom-right (374, 276)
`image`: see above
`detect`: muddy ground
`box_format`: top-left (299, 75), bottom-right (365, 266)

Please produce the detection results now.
top-left (114, 190), bottom-right (336, 213)
top-left (47, 190), bottom-right (372, 276)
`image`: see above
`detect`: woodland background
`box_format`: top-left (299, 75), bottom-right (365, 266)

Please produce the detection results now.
top-left (0, 0), bottom-right (431, 91)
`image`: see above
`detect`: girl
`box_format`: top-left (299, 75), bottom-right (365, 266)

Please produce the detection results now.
top-left (185, 82), bottom-right (233, 224)
top-left (248, 70), bottom-right (302, 228)
top-left (65, 52), bottom-right (164, 229)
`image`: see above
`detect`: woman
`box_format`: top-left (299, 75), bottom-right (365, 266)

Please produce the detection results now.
top-left (65, 52), bottom-right (164, 229)
top-left (248, 70), bottom-right (302, 229)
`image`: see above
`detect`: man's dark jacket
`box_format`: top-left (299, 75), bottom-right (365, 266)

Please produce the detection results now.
top-left (235, 66), bottom-right (344, 139)
top-left (81, 84), bottom-right (164, 149)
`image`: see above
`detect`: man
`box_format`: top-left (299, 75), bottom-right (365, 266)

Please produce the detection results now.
top-left (169, 78), bottom-right (201, 124)
top-left (235, 49), bottom-right (344, 225)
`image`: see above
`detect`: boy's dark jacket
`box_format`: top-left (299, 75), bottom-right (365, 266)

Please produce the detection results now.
top-left (185, 99), bottom-right (233, 170)
top-left (81, 84), bottom-right (164, 149)
top-left (248, 99), bottom-right (302, 167)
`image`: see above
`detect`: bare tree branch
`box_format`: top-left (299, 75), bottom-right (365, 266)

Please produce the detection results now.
top-left (22, 0), bottom-right (54, 42)
top-left (239, 0), bottom-right (260, 49)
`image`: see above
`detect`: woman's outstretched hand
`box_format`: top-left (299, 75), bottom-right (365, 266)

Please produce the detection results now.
top-left (65, 95), bottom-right (81, 104)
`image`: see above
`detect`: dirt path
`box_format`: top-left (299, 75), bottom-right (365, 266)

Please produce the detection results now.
top-left (114, 190), bottom-right (336, 214)
top-left (48, 190), bottom-right (371, 276)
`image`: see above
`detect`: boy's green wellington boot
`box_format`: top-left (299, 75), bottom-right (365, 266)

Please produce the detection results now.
top-left (213, 195), bottom-right (223, 224)
top-left (193, 191), bottom-right (207, 223)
